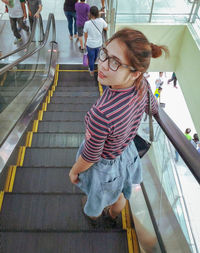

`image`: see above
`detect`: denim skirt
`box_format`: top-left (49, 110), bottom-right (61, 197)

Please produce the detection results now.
top-left (76, 140), bottom-right (143, 217)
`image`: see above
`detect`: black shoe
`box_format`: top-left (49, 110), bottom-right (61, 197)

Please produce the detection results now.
top-left (102, 206), bottom-right (118, 227)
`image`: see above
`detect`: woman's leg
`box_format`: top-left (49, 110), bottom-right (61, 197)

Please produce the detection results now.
top-left (109, 193), bottom-right (126, 219)
top-left (87, 46), bottom-right (95, 72)
top-left (64, 11), bottom-right (73, 38)
top-left (72, 12), bottom-right (77, 37)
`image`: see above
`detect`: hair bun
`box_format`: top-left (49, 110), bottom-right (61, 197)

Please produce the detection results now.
top-left (150, 43), bottom-right (169, 58)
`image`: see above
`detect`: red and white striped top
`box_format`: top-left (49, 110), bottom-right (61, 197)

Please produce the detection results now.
top-left (81, 79), bottom-right (158, 162)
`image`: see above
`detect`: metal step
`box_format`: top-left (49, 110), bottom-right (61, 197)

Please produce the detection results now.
top-left (1, 231), bottom-right (129, 253)
top-left (53, 91), bottom-right (99, 97)
top-left (55, 86), bottom-right (98, 91)
top-left (23, 148), bottom-right (77, 167)
top-left (58, 80), bottom-right (98, 87)
top-left (42, 111), bottom-right (86, 121)
top-left (47, 103), bottom-right (92, 112)
top-left (31, 133), bottom-right (84, 148)
top-left (37, 121), bottom-right (85, 133)
top-left (58, 71), bottom-right (97, 82)
top-left (50, 96), bottom-right (98, 104)
top-left (13, 167), bottom-right (81, 193)
top-left (0, 193), bottom-right (123, 231)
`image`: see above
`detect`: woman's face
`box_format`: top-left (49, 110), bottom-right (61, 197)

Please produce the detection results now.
top-left (98, 39), bottom-right (139, 89)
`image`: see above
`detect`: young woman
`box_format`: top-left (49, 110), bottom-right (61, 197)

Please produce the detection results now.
top-left (83, 6), bottom-right (108, 76)
top-left (69, 28), bottom-right (168, 221)
top-left (64, 0), bottom-right (78, 40)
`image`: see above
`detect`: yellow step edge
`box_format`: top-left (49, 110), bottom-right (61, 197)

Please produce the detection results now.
top-left (0, 72), bottom-right (7, 87)
top-left (32, 120), bottom-right (39, 132)
top-left (4, 166), bottom-right (13, 192)
top-left (131, 227), bottom-right (139, 252)
top-left (122, 208), bottom-right (127, 230)
top-left (0, 191), bottom-right (4, 211)
top-left (42, 102), bottom-right (47, 111)
top-left (98, 81), bottom-right (103, 96)
top-left (51, 86), bottom-right (55, 92)
top-left (127, 228), bottom-right (135, 253)
top-left (17, 146), bottom-right (26, 167)
top-left (125, 202), bottom-right (131, 228)
top-left (38, 110), bottom-right (43, 121)
top-left (59, 69), bottom-right (97, 72)
top-left (26, 131), bottom-right (33, 147)
top-left (8, 166), bottom-right (17, 192)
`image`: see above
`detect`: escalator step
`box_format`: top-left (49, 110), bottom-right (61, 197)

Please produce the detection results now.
top-left (37, 121), bottom-right (85, 133)
top-left (58, 71), bottom-right (97, 82)
top-left (1, 231), bottom-right (129, 253)
top-left (50, 96), bottom-right (98, 104)
top-left (47, 103), bottom-right (92, 112)
top-left (55, 86), bottom-right (98, 91)
top-left (31, 133), bottom-right (84, 148)
top-left (0, 193), bottom-right (123, 231)
top-left (58, 80), bottom-right (98, 87)
top-left (42, 111), bottom-right (86, 121)
top-left (53, 91), bottom-right (99, 97)
top-left (23, 148), bottom-right (77, 167)
top-left (13, 167), bottom-right (81, 193)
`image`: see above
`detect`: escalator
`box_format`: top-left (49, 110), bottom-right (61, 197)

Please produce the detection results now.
top-left (0, 64), bottom-right (138, 252)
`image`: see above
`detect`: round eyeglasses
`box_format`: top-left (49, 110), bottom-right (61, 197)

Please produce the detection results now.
top-left (99, 48), bottom-right (136, 72)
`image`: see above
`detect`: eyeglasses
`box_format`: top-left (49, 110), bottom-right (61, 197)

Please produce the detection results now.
top-left (99, 47), bottom-right (136, 72)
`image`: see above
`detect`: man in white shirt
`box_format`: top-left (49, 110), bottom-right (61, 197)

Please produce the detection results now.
top-left (2, 0), bottom-right (29, 44)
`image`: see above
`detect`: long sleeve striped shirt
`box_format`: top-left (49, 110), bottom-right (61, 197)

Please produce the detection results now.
top-left (81, 79), bottom-right (158, 162)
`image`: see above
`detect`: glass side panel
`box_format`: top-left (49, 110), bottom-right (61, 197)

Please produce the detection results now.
top-left (0, 18), bottom-right (54, 144)
top-left (135, 117), bottom-right (199, 253)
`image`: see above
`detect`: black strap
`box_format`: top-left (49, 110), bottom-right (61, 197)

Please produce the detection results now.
top-left (91, 20), bottom-right (102, 35)
top-left (148, 89), bottom-right (154, 142)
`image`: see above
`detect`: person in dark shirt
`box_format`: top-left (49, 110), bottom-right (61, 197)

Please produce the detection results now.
top-left (64, 0), bottom-right (78, 40)
top-left (69, 28), bottom-right (168, 223)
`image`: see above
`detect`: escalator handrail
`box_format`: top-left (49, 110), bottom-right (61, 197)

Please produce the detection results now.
top-left (155, 107), bottom-right (200, 183)
top-left (0, 15), bottom-right (44, 61)
top-left (0, 13), bottom-right (56, 76)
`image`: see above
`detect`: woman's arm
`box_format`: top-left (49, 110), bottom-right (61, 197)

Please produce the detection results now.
top-left (69, 155), bottom-right (94, 184)
top-left (34, 4), bottom-right (42, 18)
top-left (84, 32), bottom-right (88, 48)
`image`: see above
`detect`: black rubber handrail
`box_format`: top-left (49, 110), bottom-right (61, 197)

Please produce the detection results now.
top-left (0, 13), bottom-right (55, 76)
top-left (155, 107), bottom-right (200, 183)
top-left (0, 15), bottom-right (44, 61)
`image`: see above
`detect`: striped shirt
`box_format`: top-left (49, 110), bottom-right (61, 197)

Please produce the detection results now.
top-left (81, 80), bottom-right (158, 162)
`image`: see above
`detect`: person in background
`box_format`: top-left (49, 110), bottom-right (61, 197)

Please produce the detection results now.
top-left (75, 0), bottom-right (90, 53)
top-left (83, 6), bottom-right (108, 76)
top-left (26, 0), bottom-right (42, 30)
top-left (154, 87), bottom-right (162, 103)
top-left (69, 28), bottom-right (168, 223)
top-left (184, 128), bottom-right (192, 141)
top-left (86, 0), bottom-right (105, 11)
top-left (2, 0), bottom-right (29, 44)
top-left (155, 71), bottom-right (164, 89)
top-left (168, 72), bottom-right (177, 88)
top-left (191, 133), bottom-right (200, 149)
top-left (64, 0), bottom-right (78, 40)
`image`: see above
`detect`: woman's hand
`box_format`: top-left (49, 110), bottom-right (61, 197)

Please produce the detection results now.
top-left (69, 169), bottom-right (79, 184)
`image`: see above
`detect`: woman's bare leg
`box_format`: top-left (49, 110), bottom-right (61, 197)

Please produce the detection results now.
top-left (109, 193), bottom-right (126, 219)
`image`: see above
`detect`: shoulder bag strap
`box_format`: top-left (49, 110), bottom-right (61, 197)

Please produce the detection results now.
top-left (91, 19), bottom-right (102, 35)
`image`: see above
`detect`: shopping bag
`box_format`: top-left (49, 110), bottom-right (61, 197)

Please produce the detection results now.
top-left (83, 51), bottom-right (88, 67)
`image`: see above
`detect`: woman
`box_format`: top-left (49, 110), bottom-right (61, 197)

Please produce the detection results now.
top-left (83, 6), bottom-right (108, 76)
top-left (69, 28), bottom-right (168, 221)
top-left (64, 0), bottom-right (78, 40)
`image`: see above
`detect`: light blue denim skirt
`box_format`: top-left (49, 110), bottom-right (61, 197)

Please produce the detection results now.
top-left (76, 140), bottom-right (143, 217)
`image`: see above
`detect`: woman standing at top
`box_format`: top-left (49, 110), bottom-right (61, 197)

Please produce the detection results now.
top-left (69, 28), bottom-right (168, 222)
top-left (64, 0), bottom-right (78, 40)
top-left (83, 6), bottom-right (108, 76)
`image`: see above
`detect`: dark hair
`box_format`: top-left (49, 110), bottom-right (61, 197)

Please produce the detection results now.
top-left (90, 6), bottom-right (99, 18)
top-left (80, 0), bottom-right (85, 2)
top-left (185, 128), bottom-right (191, 134)
top-left (107, 28), bottom-right (169, 94)
top-left (193, 133), bottom-right (199, 142)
